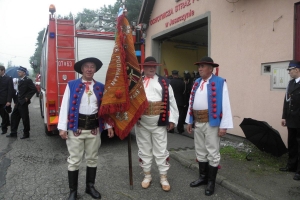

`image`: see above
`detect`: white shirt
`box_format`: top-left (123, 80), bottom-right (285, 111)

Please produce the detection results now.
top-left (143, 74), bottom-right (179, 125)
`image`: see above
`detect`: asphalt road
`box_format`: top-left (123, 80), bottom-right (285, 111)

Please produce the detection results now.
top-left (0, 96), bottom-right (242, 200)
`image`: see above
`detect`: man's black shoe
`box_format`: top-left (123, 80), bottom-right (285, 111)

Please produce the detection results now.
top-left (20, 135), bottom-right (30, 139)
top-left (279, 166), bottom-right (296, 172)
top-left (6, 133), bottom-right (17, 138)
top-left (168, 129), bottom-right (174, 133)
top-left (1, 132), bottom-right (7, 135)
top-left (293, 173), bottom-right (300, 180)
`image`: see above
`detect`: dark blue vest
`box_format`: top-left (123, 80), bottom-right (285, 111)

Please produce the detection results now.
top-left (157, 75), bottom-right (170, 126)
top-left (67, 78), bottom-right (105, 132)
top-left (188, 74), bottom-right (225, 127)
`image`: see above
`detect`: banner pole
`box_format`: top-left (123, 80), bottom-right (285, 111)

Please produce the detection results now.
top-left (128, 132), bottom-right (133, 189)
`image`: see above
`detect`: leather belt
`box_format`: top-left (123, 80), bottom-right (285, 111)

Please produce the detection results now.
top-left (193, 109), bottom-right (209, 123)
top-left (143, 101), bottom-right (165, 115)
top-left (78, 113), bottom-right (99, 130)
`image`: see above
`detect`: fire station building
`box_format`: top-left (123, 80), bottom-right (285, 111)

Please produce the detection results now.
top-left (137, 0), bottom-right (300, 144)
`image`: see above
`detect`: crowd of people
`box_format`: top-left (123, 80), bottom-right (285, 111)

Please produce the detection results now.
top-left (1, 56), bottom-right (299, 199)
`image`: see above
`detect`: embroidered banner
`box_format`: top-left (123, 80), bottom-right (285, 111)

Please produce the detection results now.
top-left (99, 10), bottom-right (148, 140)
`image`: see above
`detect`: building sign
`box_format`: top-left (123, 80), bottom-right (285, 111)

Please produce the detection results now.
top-left (149, 0), bottom-right (197, 28)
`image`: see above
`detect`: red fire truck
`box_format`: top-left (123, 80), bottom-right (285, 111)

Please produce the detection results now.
top-left (39, 5), bottom-right (115, 135)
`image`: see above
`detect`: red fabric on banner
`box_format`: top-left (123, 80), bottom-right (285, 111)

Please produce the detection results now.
top-left (99, 13), bottom-right (148, 140)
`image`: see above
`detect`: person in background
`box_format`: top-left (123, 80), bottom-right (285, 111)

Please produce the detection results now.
top-left (169, 70), bottom-right (185, 134)
top-left (185, 56), bottom-right (233, 196)
top-left (12, 78), bottom-right (18, 103)
top-left (183, 70), bottom-right (193, 126)
top-left (135, 56), bottom-right (179, 192)
top-left (58, 57), bottom-right (114, 200)
top-left (7, 66), bottom-right (37, 139)
top-left (280, 60), bottom-right (300, 181)
top-left (0, 65), bottom-right (13, 135)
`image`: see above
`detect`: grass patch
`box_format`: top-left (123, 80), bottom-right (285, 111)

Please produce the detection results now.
top-left (220, 144), bottom-right (288, 174)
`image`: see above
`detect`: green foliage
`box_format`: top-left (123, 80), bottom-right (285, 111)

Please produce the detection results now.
top-left (29, 28), bottom-right (45, 74)
top-left (124, 0), bottom-right (144, 22)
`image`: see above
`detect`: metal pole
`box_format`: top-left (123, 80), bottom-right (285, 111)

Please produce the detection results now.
top-left (128, 132), bottom-right (133, 189)
top-left (135, 30), bottom-right (141, 63)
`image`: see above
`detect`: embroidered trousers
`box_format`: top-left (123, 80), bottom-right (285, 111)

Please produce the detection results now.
top-left (135, 115), bottom-right (170, 174)
top-left (194, 122), bottom-right (220, 167)
top-left (66, 129), bottom-right (101, 171)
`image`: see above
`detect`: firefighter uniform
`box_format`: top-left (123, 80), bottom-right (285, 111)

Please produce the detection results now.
top-left (280, 60), bottom-right (300, 180)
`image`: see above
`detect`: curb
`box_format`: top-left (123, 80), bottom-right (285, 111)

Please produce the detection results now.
top-left (169, 151), bottom-right (266, 200)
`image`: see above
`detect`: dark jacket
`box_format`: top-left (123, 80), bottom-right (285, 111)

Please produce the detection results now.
top-left (170, 77), bottom-right (185, 106)
top-left (16, 76), bottom-right (37, 105)
top-left (282, 79), bottom-right (300, 128)
top-left (0, 75), bottom-right (14, 104)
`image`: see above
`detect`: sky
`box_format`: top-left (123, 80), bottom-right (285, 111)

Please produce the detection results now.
top-left (0, 0), bottom-right (117, 71)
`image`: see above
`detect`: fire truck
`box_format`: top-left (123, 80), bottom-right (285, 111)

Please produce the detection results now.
top-left (39, 5), bottom-right (115, 135)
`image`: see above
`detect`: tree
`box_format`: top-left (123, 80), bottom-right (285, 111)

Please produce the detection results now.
top-left (29, 29), bottom-right (45, 74)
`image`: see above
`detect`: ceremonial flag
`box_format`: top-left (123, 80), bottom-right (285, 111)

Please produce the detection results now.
top-left (99, 8), bottom-right (148, 140)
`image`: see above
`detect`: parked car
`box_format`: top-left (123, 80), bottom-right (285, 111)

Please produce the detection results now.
top-left (35, 73), bottom-right (41, 97)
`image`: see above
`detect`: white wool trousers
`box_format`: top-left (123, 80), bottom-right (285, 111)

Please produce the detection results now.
top-left (194, 122), bottom-right (220, 167)
top-left (66, 129), bottom-right (101, 171)
top-left (135, 115), bottom-right (170, 174)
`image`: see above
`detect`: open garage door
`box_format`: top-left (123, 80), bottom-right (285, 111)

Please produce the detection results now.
top-left (154, 17), bottom-right (208, 79)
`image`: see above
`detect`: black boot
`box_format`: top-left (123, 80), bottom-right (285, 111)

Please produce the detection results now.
top-left (190, 162), bottom-right (208, 187)
top-left (68, 170), bottom-right (79, 200)
top-left (205, 165), bottom-right (218, 196)
top-left (85, 167), bottom-right (101, 199)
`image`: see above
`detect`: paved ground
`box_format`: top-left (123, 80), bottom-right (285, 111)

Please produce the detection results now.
top-left (0, 96), bottom-right (240, 199)
top-left (164, 129), bottom-right (300, 200)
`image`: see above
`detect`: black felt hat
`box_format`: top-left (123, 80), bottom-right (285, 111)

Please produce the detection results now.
top-left (74, 57), bottom-right (103, 74)
top-left (172, 70), bottom-right (179, 75)
top-left (194, 56), bottom-right (219, 67)
top-left (140, 56), bottom-right (162, 66)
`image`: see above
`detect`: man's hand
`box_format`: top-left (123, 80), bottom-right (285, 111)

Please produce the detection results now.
top-left (167, 122), bottom-right (175, 131)
top-left (186, 124), bottom-right (193, 134)
top-left (218, 128), bottom-right (227, 137)
top-left (107, 128), bottom-right (114, 138)
top-left (281, 119), bottom-right (286, 127)
top-left (5, 102), bottom-right (11, 106)
top-left (59, 130), bottom-right (68, 140)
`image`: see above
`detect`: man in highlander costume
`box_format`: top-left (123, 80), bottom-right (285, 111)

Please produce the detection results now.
top-left (58, 57), bottom-right (114, 200)
top-left (185, 56), bottom-right (233, 196)
top-left (135, 56), bottom-right (179, 192)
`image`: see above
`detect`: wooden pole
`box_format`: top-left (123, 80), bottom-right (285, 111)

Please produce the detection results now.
top-left (128, 132), bottom-right (133, 189)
